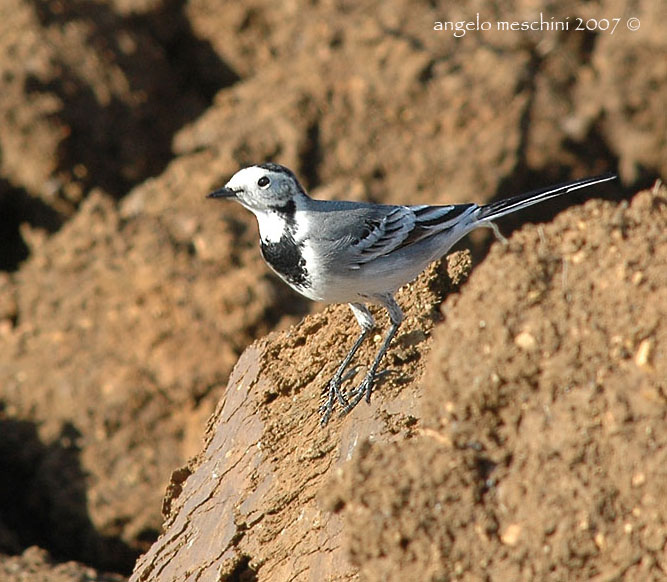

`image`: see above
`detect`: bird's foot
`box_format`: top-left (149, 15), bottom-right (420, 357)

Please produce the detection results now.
top-left (319, 372), bottom-right (353, 426)
top-left (341, 371), bottom-right (377, 417)
top-left (320, 368), bottom-right (391, 425)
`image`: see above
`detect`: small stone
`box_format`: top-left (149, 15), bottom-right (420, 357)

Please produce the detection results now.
top-left (631, 472), bottom-right (646, 487)
top-left (514, 330), bottom-right (538, 351)
top-left (500, 523), bottom-right (522, 546)
top-left (635, 339), bottom-right (652, 368)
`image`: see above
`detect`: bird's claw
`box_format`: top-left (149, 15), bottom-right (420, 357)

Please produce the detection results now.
top-left (319, 368), bottom-right (391, 424)
top-left (341, 372), bottom-right (376, 416)
top-left (318, 374), bottom-right (350, 426)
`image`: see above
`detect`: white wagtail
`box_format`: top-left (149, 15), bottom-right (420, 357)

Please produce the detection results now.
top-left (208, 163), bottom-right (615, 425)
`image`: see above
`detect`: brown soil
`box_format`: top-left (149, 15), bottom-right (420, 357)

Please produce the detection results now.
top-left (0, 0), bottom-right (665, 580)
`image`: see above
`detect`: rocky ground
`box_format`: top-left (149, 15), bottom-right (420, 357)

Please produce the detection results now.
top-left (0, 0), bottom-right (665, 581)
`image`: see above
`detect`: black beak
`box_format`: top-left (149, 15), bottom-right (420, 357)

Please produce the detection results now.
top-left (207, 187), bottom-right (237, 199)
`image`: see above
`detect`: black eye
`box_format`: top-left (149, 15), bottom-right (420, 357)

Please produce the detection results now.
top-left (258, 176), bottom-right (270, 188)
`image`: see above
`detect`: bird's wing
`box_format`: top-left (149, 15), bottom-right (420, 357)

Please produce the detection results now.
top-left (323, 203), bottom-right (477, 268)
top-left (348, 205), bottom-right (416, 263)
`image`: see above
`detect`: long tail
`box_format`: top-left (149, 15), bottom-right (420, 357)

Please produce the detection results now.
top-left (476, 172), bottom-right (616, 223)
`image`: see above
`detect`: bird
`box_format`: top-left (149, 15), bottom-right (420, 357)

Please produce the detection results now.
top-left (208, 163), bottom-right (616, 425)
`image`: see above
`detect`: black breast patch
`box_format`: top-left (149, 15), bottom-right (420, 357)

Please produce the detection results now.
top-left (260, 235), bottom-right (310, 289)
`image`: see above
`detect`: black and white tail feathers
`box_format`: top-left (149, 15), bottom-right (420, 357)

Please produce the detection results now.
top-left (476, 172), bottom-right (616, 223)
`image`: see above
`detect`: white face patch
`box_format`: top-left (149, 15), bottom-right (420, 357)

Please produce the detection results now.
top-left (224, 166), bottom-right (268, 192)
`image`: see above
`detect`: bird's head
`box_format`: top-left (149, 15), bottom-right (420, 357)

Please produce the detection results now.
top-left (208, 163), bottom-right (308, 215)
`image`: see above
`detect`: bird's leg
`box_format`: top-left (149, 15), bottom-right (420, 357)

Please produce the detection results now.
top-left (319, 303), bottom-right (374, 426)
top-left (318, 328), bottom-right (368, 425)
top-left (342, 296), bottom-right (403, 416)
top-left (341, 323), bottom-right (400, 414)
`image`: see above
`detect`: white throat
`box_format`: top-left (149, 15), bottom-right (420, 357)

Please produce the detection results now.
top-left (256, 210), bottom-right (290, 243)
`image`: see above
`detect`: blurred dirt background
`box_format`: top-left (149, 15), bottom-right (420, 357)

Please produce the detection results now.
top-left (0, 0), bottom-right (665, 580)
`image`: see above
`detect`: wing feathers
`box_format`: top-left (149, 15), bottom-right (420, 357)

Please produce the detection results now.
top-left (349, 204), bottom-right (476, 266)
